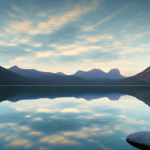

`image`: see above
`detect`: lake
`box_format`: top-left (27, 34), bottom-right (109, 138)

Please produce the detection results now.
top-left (0, 86), bottom-right (150, 150)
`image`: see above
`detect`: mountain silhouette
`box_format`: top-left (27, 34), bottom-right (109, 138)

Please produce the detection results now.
top-left (9, 65), bottom-right (54, 79)
top-left (0, 65), bottom-right (149, 85)
top-left (56, 72), bottom-right (66, 76)
top-left (116, 66), bottom-right (150, 85)
top-left (9, 66), bottom-right (125, 80)
top-left (0, 66), bottom-right (36, 85)
top-left (73, 68), bottom-right (125, 80)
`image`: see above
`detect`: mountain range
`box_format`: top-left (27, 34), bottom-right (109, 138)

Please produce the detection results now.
top-left (73, 68), bottom-right (125, 80)
top-left (0, 65), bottom-right (149, 85)
top-left (9, 65), bottom-right (125, 80)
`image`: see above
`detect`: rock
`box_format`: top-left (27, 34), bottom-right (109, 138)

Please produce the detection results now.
top-left (126, 131), bottom-right (150, 149)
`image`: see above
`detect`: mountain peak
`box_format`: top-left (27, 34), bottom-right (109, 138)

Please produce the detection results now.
top-left (108, 68), bottom-right (120, 74)
top-left (9, 65), bottom-right (20, 70)
top-left (90, 68), bottom-right (104, 72)
top-left (56, 72), bottom-right (66, 76)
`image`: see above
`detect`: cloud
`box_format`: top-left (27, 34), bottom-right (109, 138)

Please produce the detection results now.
top-left (61, 108), bottom-right (80, 113)
top-left (6, 139), bottom-right (33, 148)
top-left (0, 41), bottom-right (16, 46)
top-left (5, 136), bottom-right (15, 141)
top-left (119, 47), bottom-right (144, 54)
top-left (86, 34), bottom-right (114, 42)
top-left (63, 131), bottom-right (88, 138)
top-left (83, 4), bottom-right (131, 31)
top-left (32, 117), bottom-right (42, 121)
top-left (14, 57), bottom-right (24, 61)
top-left (25, 49), bottom-right (31, 52)
top-left (12, 5), bottom-right (20, 12)
top-left (20, 126), bottom-right (30, 131)
top-left (19, 39), bottom-right (29, 44)
top-left (5, 20), bottom-right (42, 35)
top-left (61, 46), bottom-right (89, 56)
top-left (36, 51), bottom-right (54, 58)
top-left (5, 20), bottom-right (32, 34)
top-left (15, 107), bottom-right (24, 111)
top-left (28, 131), bottom-right (42, 136)
top-left (114, 41), bottom-right (121, 46)
top-left (120, 30), bottom-right (126, 33)
top-left (37, 108), bottom-right (51, 113)
top-left (0, 33), bottom-right (6, 37)
top-left (124, 23), bottom-right (134, 27)
top-left (140, 44), bottom-right (150, 47)
top-left (40, 135), bottom-right (78, 145)
top-left (37, 12), bottom-right (47, 17)
top-left (28, 29), bottom-right (41, 35)
top-left (33, 43), bottom-right (42, 47)
top-left (39, 0), bottom-right (98, 29)
top-left (124, 31), bottom-right (150, 41)
top-left (135, 31), bottom-right (150, 39)
top-left (8, 12), bottom-right (16, 18)
top-left (25, 115), bottom-right (31, 118)
top-left (0, 124), bottom-right (5, 128)
top-left (49, 44), bottom-right (76, 50)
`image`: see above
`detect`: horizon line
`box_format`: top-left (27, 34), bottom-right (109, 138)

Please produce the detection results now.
top-left (0, 85), bottom-right (150, 87)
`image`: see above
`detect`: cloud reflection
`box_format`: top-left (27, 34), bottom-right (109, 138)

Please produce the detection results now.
top-left (0, 95), bottom-right (150, 149)
top-left (40, 135), bottom-right (79, 145)
top-left (28, 131), bottom-right (42, 136)
top-left (6, 139), bottom-right (33, 148)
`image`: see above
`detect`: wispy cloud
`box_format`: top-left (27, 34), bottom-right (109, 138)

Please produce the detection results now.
top-left (25, 49), bottom-right (31, 52)
top-left (12, 5), bottom-right (20, 12)
top-left (124, 23), bottom-right (134, 27)
top-left (37, 12), bottom-right (47, 17)
top-left (5, 20), bottom-right (32, 34)
top-left (86, 34), bottom-right (114, 42)
top-left (36, 51), bottom-right (53, 58)
top-left (39, 0), bottom-right (99, 29)
top-left (140, 44), bottom-right (150, 47)
top-left (135, 31), bottom-right (150, 39)
top-left (124, 31), bottom-right (150, 41)
top-left (33, 43), bottom-right (42, 47)
top-left (8, 12), bottom-right (16, 18)
top-left (0, 41), bottom-right (16, 46)
top-left (120, 30), bottom-right (126, 33)
top-left (19, 39), bottom-right (29, 44)
top-left (83, 4), bottom-right (132, 31)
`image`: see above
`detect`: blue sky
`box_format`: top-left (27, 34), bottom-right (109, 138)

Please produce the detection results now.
top-left (0, 0), bottom-right (150, 76)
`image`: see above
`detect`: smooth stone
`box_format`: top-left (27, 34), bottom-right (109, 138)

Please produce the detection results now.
top-left (126, 131), bottom-right (150, 149)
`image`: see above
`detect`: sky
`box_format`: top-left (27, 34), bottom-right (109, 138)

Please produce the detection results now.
top-left (0, 0), bottom-right (150, 76)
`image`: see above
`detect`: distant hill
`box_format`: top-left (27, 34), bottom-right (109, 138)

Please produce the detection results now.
top-left (56, 72), bottom-right (66, 76)
top-left (0, 66), bottom-right (36, 85)
top-left (73, 68), bottom-right (125, 80)
top-left (9, 65), bottom-right (54, 79)
top-left (116, 67), bottom-right (150, 85)
top-left (9, 66), bottom-right (125, 80)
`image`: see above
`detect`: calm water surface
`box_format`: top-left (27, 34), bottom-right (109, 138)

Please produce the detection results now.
top-left (0, 87), bottom-right (150, 150)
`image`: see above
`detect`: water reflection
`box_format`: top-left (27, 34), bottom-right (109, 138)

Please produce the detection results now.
top-left (0, 86), bottom-right (150, 104)
top-left (0, 86), bottom-right (150, 150)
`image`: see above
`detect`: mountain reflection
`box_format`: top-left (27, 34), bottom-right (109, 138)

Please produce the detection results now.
top-left (0, 86), bottom-right (150, 106)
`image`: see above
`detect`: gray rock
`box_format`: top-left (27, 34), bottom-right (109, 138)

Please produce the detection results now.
top-left (126, 131), bottom-right (150, 149)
